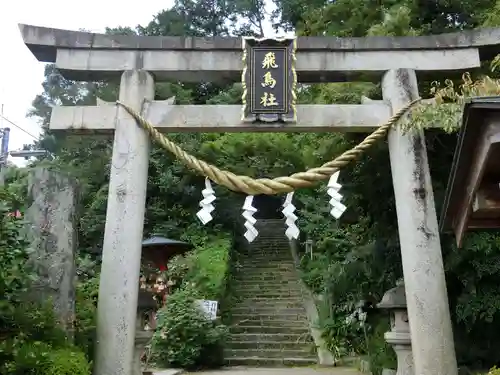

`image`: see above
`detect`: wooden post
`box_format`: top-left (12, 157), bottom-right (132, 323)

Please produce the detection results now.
top-left (382, 69), bottom-right (458, 375)
top-left (93, 70), bottom-right (154, 375)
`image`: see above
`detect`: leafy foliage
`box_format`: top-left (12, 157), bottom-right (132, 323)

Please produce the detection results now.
top-left (73, 277), bottom-right (99, 362)
top-left (0, 187), bottom-right (91, 375)
top-left (151, 238), bottom-right (231, 369)
top-left (19, 0), bottom-right (500, 373)
top-left (152, 288), bottom-right (228, 369)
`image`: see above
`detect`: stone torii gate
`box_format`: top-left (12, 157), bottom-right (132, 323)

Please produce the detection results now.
top-left (19, 24), bottom-right (500, 375)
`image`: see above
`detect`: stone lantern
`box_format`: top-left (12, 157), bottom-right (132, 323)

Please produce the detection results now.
top-left (133, 234), bottom-right (192, 375)
top-left (377, 281), bottom-right (413, 375)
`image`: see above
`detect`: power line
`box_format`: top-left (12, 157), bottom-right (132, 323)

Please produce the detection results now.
top-left (0, 113), bottom-right (39, 141)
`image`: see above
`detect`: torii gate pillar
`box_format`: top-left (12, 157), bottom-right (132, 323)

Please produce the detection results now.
top-left (383, 69), bottom-right (458, 375)
top-left (94, 70), bottom-right (154, 375)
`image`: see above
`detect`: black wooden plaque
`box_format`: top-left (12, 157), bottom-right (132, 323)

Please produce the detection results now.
top-left (241, 37), bottom-right (297, 123)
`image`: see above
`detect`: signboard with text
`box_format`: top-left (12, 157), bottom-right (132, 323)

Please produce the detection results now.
top-left (242, 37), bottom-right (297, 123)
top-left (196, 299), bottom-right (218, 320)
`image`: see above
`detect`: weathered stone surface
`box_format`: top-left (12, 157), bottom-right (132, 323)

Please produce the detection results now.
top-left (19, 24), bottom-right (493, 82)
top-left (19, 23), bottom-right (500, 53)
top-left (50, 102), bottom-right (393, 133)
top-left (25, 167), bottom-right (78, 334)
top-left (93, 70), bottom-right (155, 375)
top-left (382, 69), bottom-right (457, 375)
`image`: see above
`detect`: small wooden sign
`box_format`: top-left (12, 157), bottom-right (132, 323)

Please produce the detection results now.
top-left (241, 37), bottom-right (297, 123)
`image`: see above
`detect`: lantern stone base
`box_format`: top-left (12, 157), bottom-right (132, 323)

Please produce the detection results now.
top-left (384, 332), bottom-right (413, 375)
top-left (133, 330), bottom-right (154, 375)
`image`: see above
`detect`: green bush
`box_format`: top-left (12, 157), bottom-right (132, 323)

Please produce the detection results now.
top-left (151, 288), bottom-right (228, 369)
top-left (150, 236), bottom-right (231, 369)
top-left (74, 277), bottom-right (99, 361)
top-left (0, 187), bottom-right (91, 375)
top-left (165, 237), bottom-right (231, 300)
top-left (0, 341), bottom-right (91, 375)
top-left (185, 237), bottom-right (231, 299)
top-left (46, 348), bottom-right (91, 375)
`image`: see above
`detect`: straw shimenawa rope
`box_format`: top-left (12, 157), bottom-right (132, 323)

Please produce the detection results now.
top-left (116, 99), bottom-right (421, 195)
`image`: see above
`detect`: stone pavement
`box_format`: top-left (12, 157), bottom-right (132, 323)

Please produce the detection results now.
top-left (184, 367), bottom-right (361, 375)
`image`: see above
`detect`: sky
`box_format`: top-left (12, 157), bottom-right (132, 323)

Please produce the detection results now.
top-left (0, 0), bottom-right (181, 165)
top-left (0, 1), bottom-right (280, 167)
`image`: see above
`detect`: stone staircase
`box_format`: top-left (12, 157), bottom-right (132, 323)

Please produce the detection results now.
top-left (226, 219), bottom-right (317, 367)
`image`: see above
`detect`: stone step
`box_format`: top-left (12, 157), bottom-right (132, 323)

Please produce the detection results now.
top-left (234, 274), bottom-right (298, 280)
top-left (234, 293), bottom-right (303, 300)
top-left (242, 249), bottom-right (290, 252)
top-left (247, 239), bottom-right (288, 241)
top-left (239, 269), bottom-right (296, 274)
top-left (235, 267), bottom-right (297, 273)
top-left (232, 317), bottom-right (309, 326)
top-left (232, 313), bottom-right (307, 321)
top-left (230, 325), bottom-right (310, 334)
top-left (245, 242), bottom-right (289, 245)
top-left (242, 247), bottom-right (289, 250)
top-left (224, 348), bottom-right (316, 359)
top-left (233, 284), bottom-right (299, 289)
top-left (231, 307), bottom-right (306, 315)
top-left (233, 297), bottom-right (304, 304)
top-left (254, 220), bottom-right (286, 224)
top-left (242, 252), bottom-right (290, 255)
top-left (241, 255), bottom-right (290, 258)
top-left (234, 271), bottom-right (298, 278)
top-left (233, 288), bottom-right (302, 294)
top-left (240, 254), bottom-right (291, 259)
top-left (228, 340), bottom-right (314, 351)
top-left (225, 356), bottom-right (317, 367)
top-left (234, 298), bottom-right (304, 304)
top-left (246, 236), bottom-right (288, 240)
top-left (240, 258), bottom-right (292, 263)
top-left (228, 338), bottom-right (314, 352)
top-left (233, 300), bottom-right (305, 309)
top-left (241, 260), bottom-right (295, 265)
top-left (233, 284), bottom-right (300, 291)
top-left (239, 260), bottom-right (293, 266)
top-left (233, 280), bottom-right (299, 286)
top-left (229, 333), bottom-right (313, 343)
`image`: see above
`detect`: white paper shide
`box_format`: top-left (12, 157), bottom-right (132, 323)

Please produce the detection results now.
top-left (196, 178), bottom-right (216, 225)
top-left (328, 171), bottom-right (347, 219)
top-left (242, 195), bottom-right (258, 242)
top-left (282, 192), bottom-right (299, 240)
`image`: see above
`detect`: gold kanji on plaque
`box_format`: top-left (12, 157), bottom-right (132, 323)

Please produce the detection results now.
top-left (261, 71), bottom-right (277, 88)
top-left (262, 52), bottom-right (278, 69)
top-left (260, 92), bottom-right (279, 107)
